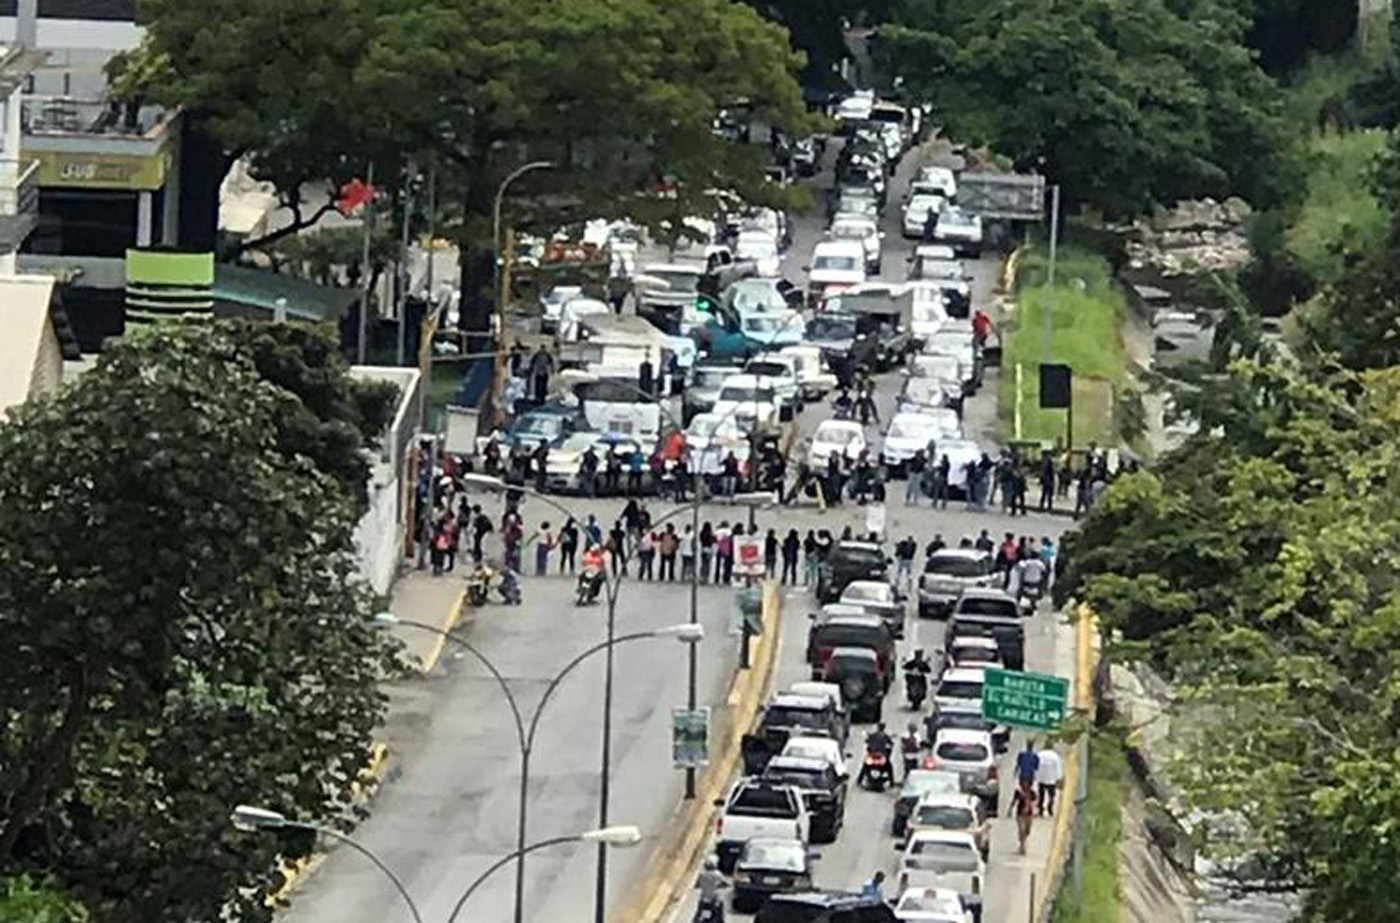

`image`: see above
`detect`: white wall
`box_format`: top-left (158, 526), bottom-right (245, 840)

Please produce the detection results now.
top-left (354, 475), bottom-right (402, 597)
top-left (0, 17), bottom-right (142, 51)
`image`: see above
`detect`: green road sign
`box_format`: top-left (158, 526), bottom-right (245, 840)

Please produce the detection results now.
top-left (981, 668), bottom-right (1070, 731)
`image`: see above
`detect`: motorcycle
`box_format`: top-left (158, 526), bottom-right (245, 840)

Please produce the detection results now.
top-left (905, 671), bottom-right (928, 711)
top-left (693, 897), bottom-right (725, 923)
top-left (576, 567), bottom-right (606, 606)
top-left (860, 748), bottom-right (894, 792)
top-left (900, 732), bottom-right (922, 780)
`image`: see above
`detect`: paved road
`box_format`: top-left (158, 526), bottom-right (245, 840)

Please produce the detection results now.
top-left (282, 573), bottom-right (739, 923)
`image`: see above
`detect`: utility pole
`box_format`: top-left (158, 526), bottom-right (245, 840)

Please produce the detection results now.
top-left (357, 161), bottom-right (376, 365)
top-left (397, 171), bottom-right (415, 367)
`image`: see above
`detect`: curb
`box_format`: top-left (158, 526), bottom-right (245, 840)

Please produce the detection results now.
top-left (614, 581), bottom-right (784, 923)
top-left (267, 741), bottom-right (391, 906)
top-left (420, 588), bottom-right (469, 673)
top-left (1032, 603), bottom-right (1099, 921)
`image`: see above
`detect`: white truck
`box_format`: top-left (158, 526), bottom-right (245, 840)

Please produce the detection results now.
top-left (714, 778), bottom-right (811, 872)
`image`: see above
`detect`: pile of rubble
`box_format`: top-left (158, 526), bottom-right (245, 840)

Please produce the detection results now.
top-left (1124, 197), bottom-right (1252, 279)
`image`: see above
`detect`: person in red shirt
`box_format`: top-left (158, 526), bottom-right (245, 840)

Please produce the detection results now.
top-left (972, 309), bottom-right (993, 347)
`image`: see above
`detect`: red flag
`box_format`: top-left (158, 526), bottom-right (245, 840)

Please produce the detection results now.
top-left (336, 178), bottom-right (375, 215)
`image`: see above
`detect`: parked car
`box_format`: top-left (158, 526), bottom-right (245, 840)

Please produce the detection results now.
top-left (781, 734), bottom-right (850, 781)
top-left (828, 214), bottom-right (883, 274)
top-left (883, 412), bottom-right (960, 475)
top-left (840, 580), bottom-right (907, 639)
top-left (896, 831), bottom-right (985, 898)
top-left (715, 779), bottom-right (811, 872)
top-left (930, 207), bottom-right (983, 257)
top-left (762, 754), bottom-right (849, 842)
top-left (742, 692), bottom-right (847, 775)
top-left (815, 540), bottom-right (888, 603)
top-left (918, 550), bottom-right (996, 619)
top-left (733, 838), bottom-right (817, 913)
top-left (902, 194), bottom-right (945, 239)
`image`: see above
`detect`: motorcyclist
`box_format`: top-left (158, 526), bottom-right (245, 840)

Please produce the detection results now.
top-left (1014, 553), bottom-right (1048, 607)
top-left (577, 544), bottom-right (607, 604)
top-left (858, 722), bottom-right (894, 788)
top-left (900, 722), bottom-right (923, 781)
top-left (694, 856), bottom-right (728, 922)
top-left (903, 649), bottom-right (932, 708)
top-left (832, 389), bottom-right (854, 420)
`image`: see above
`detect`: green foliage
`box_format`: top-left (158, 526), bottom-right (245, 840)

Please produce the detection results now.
top-left (1286, 130), bottom-right (1390, 282)
top-left (1061, 362), bottom-right (1400, 919)
top-left (1051, 732), bottom-right (1128, 923)
top-left (0, 877), bottom-right (87, 923)
top-left (1001, 247), bottom-right (1126, 445)
top-left (1246, 0), bottom-right (1359, 74)
top-left (0, 326), bottom-right (398, 922)
top-left (877, 0), bottom-right (1303, 218)
top-left (141, 0), bottom-right (809, 248)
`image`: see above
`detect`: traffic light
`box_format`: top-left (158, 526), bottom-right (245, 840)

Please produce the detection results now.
top-left (696, 294), bottom-right (719, 314)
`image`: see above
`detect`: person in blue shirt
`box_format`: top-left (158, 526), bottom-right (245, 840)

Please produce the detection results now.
top-left (1015, 739), bottom-right (1040, 787)
top-left (860, 870), bottom-right (886, 901)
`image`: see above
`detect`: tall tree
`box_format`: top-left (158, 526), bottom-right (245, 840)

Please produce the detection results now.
top-left (0, 326), bottom-right (397, 922)
top-left (875, 0), bottom-right (1303, 217)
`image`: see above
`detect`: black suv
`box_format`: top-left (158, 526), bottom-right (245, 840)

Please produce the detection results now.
top-left (755, 891), bottom-right (896, 923)
top-left (761, 755), bottom-right (848, 842)
top-left (816, 541), bottom-right (887, 603)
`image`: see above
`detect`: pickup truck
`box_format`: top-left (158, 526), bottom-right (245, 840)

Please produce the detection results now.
top-left (714, 779), bottom-right (811, 872)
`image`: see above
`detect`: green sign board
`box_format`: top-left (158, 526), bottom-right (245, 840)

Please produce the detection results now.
top-left (981, 668), bottom-right (1070, 731)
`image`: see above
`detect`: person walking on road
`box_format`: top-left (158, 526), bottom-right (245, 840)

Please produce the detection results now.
top-left (802, 530), bottom-right (819, 587)
top-left (1039, 451), bottom-right (1057, 511)
top-left (531, 521), bottom-right (554, 577)
top-left (860, 870), bottom-right (886, 901)
top-left (781, 529), bottom-right (801, 585)
top-left (905, 450), bottom-right (927, 506)
top-left (1036, 745), bottom-right (1064, 816)
top-left (894, 535), bottom-right (917, 586)
top-left (1015, 739), bottom-right (1041, 788)
top-left (1010, 780), bottom-right (1037, 855)
top-left (559, 518), bottom-right (578, 574)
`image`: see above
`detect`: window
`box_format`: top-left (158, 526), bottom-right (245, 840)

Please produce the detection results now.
top-left (730, 786), bottom-right (798, 817)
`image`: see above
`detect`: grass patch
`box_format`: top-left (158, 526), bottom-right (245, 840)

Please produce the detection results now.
top-left (1287, 129), bottom-right (1390, 282)
top-left (1052, 731), bottom-right (1131, 923)
top-left (1000, 246), bottom-right (1126, 447)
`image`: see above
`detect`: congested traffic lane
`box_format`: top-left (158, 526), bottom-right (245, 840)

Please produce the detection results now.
top-left (669, 136), bottom-right (1077, 923)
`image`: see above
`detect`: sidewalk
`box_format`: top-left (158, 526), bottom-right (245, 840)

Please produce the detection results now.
top-left (383, 568), bottom-right (469, 670)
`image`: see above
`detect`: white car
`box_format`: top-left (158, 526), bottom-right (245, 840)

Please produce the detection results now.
top-left (780, 735), bottom-right (849, 780)
top-left (741, 312), bottom-right (804, 349)
top-left (900, 377), bottom-right (958, 415)
top-left (743, 355), bottom-right (802, 409)
top-left (911, 256), bottom-right (966, 284)
top-left (913, 166), bottom-right (958, 200)
top-left (734, 229), bottom-right (782, 277)
top-left (780, 344), bottom-right (838, 400)
top-left (883, 412), bottom-right (960, 469)
top-left (948, 636), bottom-right (1003, 671)
top-left (808, 239), bottom-right (867, 306)
top-left (903, 194), bottom-right (946, 239)
top-left (828, 214), bottom-right (883, 274)
top-left (897, 830), bottom-right (985, 897)
top-left (927, 727), bottom-right (999, 808)
top-left (905, 791), bottom-right (990, 858)
top-left (558, 297), bottom-right (613, 342)
top-left (541, 285), bottom-right (585, 332)
top-left (807, 419), bottom-right (867, 467)
top-left (711, 374), bottom-right (782, 433)
top-left (726, 277), bottom-right (793, 317)
top-left (894, 887), bottom-right (975, 923)
top-left (934, 438), bottom-right (984, 495)
top-left (933, 667), bottom-right (985, 715)
top-left (932, 207), bottom-right (983, 257)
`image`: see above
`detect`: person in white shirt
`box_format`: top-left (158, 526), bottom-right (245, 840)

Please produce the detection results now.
top-left (1035, 747), bottom-right (1064, 816)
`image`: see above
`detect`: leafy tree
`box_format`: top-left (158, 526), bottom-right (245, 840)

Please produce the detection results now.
top-left (0, 326), bottom-right (398, 922)
top-left (875, 0), bottom-right (1303, 218)
top-left (1246, 0), bottom-right (1359, 74)
top-left (1060, 362), bottom-right (1400, 921)
top-left (0, 877), bottom-right (87, 923)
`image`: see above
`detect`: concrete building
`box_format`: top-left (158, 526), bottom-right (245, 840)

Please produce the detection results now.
top-left (0, 273), bottom-right (70, 412)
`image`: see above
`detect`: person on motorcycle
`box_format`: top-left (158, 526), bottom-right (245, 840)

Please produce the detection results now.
top-left (857, 723), bottom-right (894, 787)
top-left (903, 649), bottom-right (932, 708)
top-left (832, 389), bottom-right (854, 420)
top-left (1014, 553), bottom-right (1048, 607)
top-left (900, 722), bottom-right (923, 781)
top-left (695, 856), bottom-right (728, 921)
top-left (577, 544), bottom-right (607, 604)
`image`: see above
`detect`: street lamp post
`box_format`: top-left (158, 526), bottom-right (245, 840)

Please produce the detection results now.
top-left (460, 474), bottom-right (768, 921)
top-left (375, 615), bottom-right (700, 923)
top-left (231, 806), bottom-right (640, 923)
top-left (489, 161), bottom-right (555, 418)
top-left (230, 805), bottom-right (425, 923)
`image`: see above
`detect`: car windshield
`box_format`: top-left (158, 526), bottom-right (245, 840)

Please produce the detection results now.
top-left (915, 805), bottom-right (976, 829)
top-left (831, 545), bottom-right (883, 567)
top-left (828, 653), bottom-right (878, 674)
top-left (933, 713), bottom-right (996, 734)
top-left (747, 362), bottom-right (788, 378)
top-left (925, 556), bottom-right (986, 577)
top-left (903, 772), bottom-right (963, 797)
top-left (888, 420), bottom-right (935, 439)
top-left (515, 416), bottom-right (564, 436)
top-left (737, 237), bottom-right (777, 258)
top-left (954, 646), bottom-right (999, 664)
top-left (807, 316), bottom-right (856, 339)
top-left (843, 584), bottom-right (884, 601)
top-left (764, 706), bottom-right (830, 730)
top-left (694, 369), bottom-right (735, 388)
top-left (644, 269), bottom-right (701, 293)
top-left (938, 680), bottom-right (983, 700)
top-left (576, 381), bottom-right (646, 403)
top-left (764, 767), bottom-right (825, 789)
top-left (730, 787), bottom-right (798, 817)
top-left (831, 223), bottom-right (872, 240)
top-left (937, 742), bottom-right (990, 762)
top-left (739, 841), bottom-right (806, 871)
top-left (744, 316), bottom-right (786, 334)
top-left (814, 255), bottom-right (861, 272)
top-left (815, 624), bottom-right (883, 647)
top-left (817, 426), bottom-right (860, 446)
top-left (908, 197), bottom-right (942, 213)
top-left (729, 285), bottom-right (785, 312)
top-left (719, 386), bottom-right (773, 403)
top-left (908, 841), bottom-right (979, 870)
top-left (959, 598), bottom-right (1017, 616)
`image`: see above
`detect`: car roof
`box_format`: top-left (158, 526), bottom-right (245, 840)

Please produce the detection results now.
top-left (814, 239), bottom-right (867, 256)
top-left (829, 645), bottom-right (880, 661)
top-left (951, 636), bottom-right (1000, 650)
top-left (939, 668), bottom-right (988, 684)
top-left (766, 891), bottom-right (878, 909)
top-left (934, 727), bottom-right (994, 746)
top-left (766, 755), bottom-right (830, 772)
top-left (788, 681), bottom-right (841, 700)
top-left (913, 791), bottom-right (979, 809)
top-left (890, 412), bottom-right (946, 427)
top-left (821, 603), bottom-right (870, 617)
top-left (719, 374), bottom-right (773, 388)
top-left (931, 548), bottom-right (990, 562)
top-left (835, 539), bottom-right (881, 551)
top-left (816, 419), bottom-right (865, 434)
top-left (770, 693), bottom-right (831, 709)
top-left (820, 615), bottom-right (887, 630)
top-left (958, 587), bottom-right (1016, 601)
top-left (907, 829), bottom-right (979, 847)
top-left (785, 734), bottom-right (840, 751)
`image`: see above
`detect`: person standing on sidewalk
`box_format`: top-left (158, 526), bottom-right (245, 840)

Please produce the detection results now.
top-left (1036, 745), bottom-right (1064, 816)
top-left (764, 528), bottom-right (779, 578)
top-left (658, 524), bottom-right (679, 581)
top-left (636, 530), bottom-right (656, 580)
top-left (905, 450), bottom-right (927, 506)
top-left (715, 521), bottom-right (734, 584)
top-left (681, 524), bottom-right (697, 581)
top-left (1015, 739), bottom-right (1040, 788)
top-left (699, 521), bottom-right (716, 583)
top-left (1010, 780), bottom-right (1037, 855)
top-left (894, 535), bottom-right (917, 587)
top-left (802, 530), bottom-right (819, 586)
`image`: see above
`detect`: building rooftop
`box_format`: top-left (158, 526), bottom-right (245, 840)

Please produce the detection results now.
top-left (0, 1), bottom-right (136, 20)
